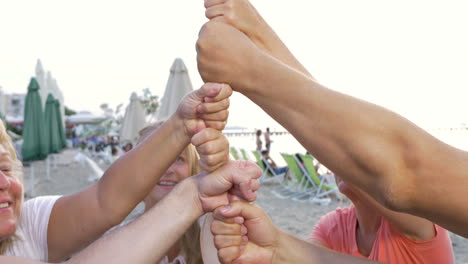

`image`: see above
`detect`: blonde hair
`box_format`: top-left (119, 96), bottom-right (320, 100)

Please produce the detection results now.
top-left (138, 122), bottom-right (203, 264)
top-left (0, 120), bottom-right (24, 254)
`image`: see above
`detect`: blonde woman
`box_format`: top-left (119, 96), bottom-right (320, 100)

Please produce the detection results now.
top-left (133, 122), bottom-right (228, 264)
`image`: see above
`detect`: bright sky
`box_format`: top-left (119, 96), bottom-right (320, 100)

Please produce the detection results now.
top-left (1, 0), bottom-right (467, 130)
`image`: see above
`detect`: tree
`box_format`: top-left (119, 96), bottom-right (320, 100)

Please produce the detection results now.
top-left (140, 88), bottom-right (159, 116)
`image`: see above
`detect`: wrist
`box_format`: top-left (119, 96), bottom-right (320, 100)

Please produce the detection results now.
top-left (181, 177), bottom-right (205, 218)
top-left (271, 230), bottom-right (292, 264)
top-left (167, 113), bottom-right (191, 145)
top-left (241, 50), bottom-right (273, 97)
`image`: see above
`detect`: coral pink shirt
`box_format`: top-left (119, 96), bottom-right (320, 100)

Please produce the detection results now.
top-left (309, 206), bottom-right (454, 264)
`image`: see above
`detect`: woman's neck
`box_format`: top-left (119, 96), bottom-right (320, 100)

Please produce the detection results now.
top-left (353, 201), bottom-right (381, 257)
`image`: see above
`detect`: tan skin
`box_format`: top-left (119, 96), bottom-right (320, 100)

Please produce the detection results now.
top-left (0, 83), bottom-right (240, 262)
top-left (198, 0), bottom-right (468, 238)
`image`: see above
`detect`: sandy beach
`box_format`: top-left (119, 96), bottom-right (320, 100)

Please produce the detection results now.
top-left (22, 149), bottom-right (468, 263)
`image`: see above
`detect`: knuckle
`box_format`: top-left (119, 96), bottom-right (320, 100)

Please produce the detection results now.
top-left (202, 144), bottom-right (214, 154)
top-left (205, 155), bottom-right (218, 165)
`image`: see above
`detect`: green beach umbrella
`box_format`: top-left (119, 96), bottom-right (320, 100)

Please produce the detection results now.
top-left (55, 99), bottom-right (67, 149)
top-left (22, 78), bottom-right (49, 161)
top-left (44, 94), bottom-right (61, 153)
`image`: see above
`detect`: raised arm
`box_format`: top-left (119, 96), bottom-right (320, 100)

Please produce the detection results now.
top-left (47, 83), bottom-right (232, 261)
top-left (196, 21), bottom-right (468, 238)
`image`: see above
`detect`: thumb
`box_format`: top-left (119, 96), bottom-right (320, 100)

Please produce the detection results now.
top-left (194, 83), bottom-right (223, 100)
top-left (214, 202), bottom-right (263, 221)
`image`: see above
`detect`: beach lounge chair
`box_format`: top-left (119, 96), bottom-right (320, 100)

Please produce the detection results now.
top-left (271, 153), bottom-right (312, 199)
top-left (252, 151), bottom-right (284, 183)
top-left (298, 154), bottom-right (338, 202)
top-left (230, 147), bottom-right (240, 160)
top-left (239, 148), bottom-right (251, 161)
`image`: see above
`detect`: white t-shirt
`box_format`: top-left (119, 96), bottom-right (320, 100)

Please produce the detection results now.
top-left (5, 196), bottom-right (60, 261)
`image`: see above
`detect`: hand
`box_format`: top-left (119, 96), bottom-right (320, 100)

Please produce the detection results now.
top-left (204, 0), bottom-right (271, 53)
top-left (192, 160), bottom-right (262, 213)
top-left (197, 21), bottom-right (262, 92)
top-left (192, 128), bottom-right (230, 172)
top-left (212, 202), bottom-right (279, 264)
top-left (176, 82), bottom-right (232, 136)
top-left (204, 0), bottom-right (314, 80)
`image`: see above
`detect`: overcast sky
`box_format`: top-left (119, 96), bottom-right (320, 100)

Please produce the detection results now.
top-left (1, 0), bottom-right (467, 129)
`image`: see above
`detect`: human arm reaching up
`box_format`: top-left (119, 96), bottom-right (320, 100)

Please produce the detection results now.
top-left (196, 20), bottom-right (468, 238)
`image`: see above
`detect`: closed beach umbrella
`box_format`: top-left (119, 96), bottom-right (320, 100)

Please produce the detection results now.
top-left (55, 99), bottom-right (67, 149)
top-left (22, 78), bottom-right (49, 161)
top-left (44, 94), bottom-right (61, 153)
top-left (153, 58), bottom-right (194, 121)
top-left (120, 92), bottom-right (146, 144)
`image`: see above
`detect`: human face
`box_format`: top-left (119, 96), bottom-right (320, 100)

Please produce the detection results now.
top-left (0, 145), bottom-right (23, 241)
top-left (144, 149), bottom-right (191, 209)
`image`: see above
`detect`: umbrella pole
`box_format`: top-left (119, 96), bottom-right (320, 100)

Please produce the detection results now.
top-left (53, 154), bottom-right (57, 169)
top-left (46, 156), bottom-right (50, 180)
top-left (30, 163), bottom-right (35, 197)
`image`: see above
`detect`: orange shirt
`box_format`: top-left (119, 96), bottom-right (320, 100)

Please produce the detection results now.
top-left (309, 206), bottom-right (454, 264)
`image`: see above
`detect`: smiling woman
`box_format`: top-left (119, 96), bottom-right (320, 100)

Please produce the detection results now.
top-left (136, 121), bottom-right (204, 264)
top-left (0, 120), bottom-right (23, 255)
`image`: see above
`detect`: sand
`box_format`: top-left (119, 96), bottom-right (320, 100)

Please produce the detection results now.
top-left (21, 149), bottom-right (468, 263)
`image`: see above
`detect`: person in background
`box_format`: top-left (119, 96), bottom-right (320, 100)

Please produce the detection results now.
top-left (122, 142), bottom-right (133, 153)
top-left (261, 150), bottom-right (287, 175)
top-left (110, 146), bottom-right (119, 162)
top-left (255, 130), bottom-right (262, 151)
top-left (264, 127), bottom-right (272, 153)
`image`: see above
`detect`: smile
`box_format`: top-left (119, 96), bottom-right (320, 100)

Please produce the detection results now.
top-left (158, 181), bottom-right (177, 186)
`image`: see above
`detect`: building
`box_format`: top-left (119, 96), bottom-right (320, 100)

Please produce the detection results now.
top-left (0, 86), bottom-right (26, 124)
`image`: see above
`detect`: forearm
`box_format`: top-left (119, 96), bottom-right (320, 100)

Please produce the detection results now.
top-left (243, 53), bottom-right (434, 206)
top-left (98, 114), bottom-right (190, 220)
top-left (68, 179), bottom-right (201, 264)
top-left (274, 231), bottom-right (378, 264)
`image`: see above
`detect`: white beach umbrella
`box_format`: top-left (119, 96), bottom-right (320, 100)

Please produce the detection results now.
top-left (120, 92), bottom-right (146, 144)
top-left (153, 58), bottom-right (194, 121)
top-left (50, 77), bottom-right (66, 129)
top-left (35, 59), bottom-right (48, 110)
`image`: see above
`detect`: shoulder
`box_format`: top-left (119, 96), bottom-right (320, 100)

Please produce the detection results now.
top-left (5, 196), bottom-right (61, 260)
top-left (23, 196), bottom-right (61, 211)
top-left (309, 206), bottom-right (356, 244)
top-left (318, 206), bottom-right (356, 226)
top-left (21, 196), bottom-right (62, 227)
